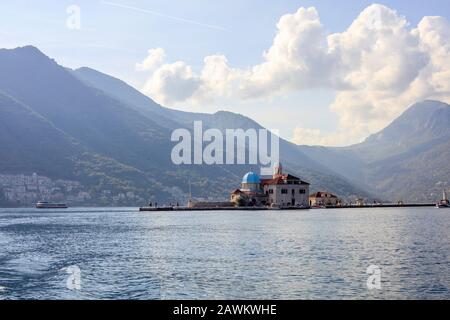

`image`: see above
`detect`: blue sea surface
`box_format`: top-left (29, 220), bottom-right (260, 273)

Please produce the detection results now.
top-left (0, 207), bottom-right (449, 300)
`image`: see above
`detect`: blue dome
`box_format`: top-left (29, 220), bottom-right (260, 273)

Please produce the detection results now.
top-left (242, 172), bottom-right (260, 184)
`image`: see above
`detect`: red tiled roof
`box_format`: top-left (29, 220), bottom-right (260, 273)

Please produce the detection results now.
top-left (261, 176), bottom-right (285, 185)
top-left (310, 191), bottom-right (338, 198)
top-left (261, 174), bottom-right (310, 186)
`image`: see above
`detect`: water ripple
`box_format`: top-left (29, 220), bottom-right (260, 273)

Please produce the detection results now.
top-left (0, 207), bottom-right (449, 299)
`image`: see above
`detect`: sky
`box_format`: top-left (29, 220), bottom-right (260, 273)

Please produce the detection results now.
top-left (1, 0), bottom-right (449, 146)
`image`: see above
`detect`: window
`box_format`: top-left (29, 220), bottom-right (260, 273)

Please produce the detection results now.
top-left (281, 189), bottom-right (288, 194)
top-left (269, 189), bottom-right (274, 194)
top-left (299, 189), bottom-right (306, 194)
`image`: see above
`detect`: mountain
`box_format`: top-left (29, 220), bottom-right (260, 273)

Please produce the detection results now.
top-left (352, 100), bottom-right (450, 161)
top-left (73, 67), bottom-right (182, 130)
top-left (0, 46), bottom-right (373, 206)
top-left (300, 100), bottom-right (450, 202)
top-left (72, 65), bottom-right (371, 199)
top-left (0, 46), bottom-right (245, 205)
top-left (0, 91), bottom-right (173, 207)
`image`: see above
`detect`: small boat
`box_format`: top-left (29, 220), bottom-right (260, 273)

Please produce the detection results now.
top-left (36, 201), bottom-right (68, 209)
top-left (436, 190), bottom-right (450, 208)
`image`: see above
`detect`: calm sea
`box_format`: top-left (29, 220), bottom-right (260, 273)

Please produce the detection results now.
top-left (0, 207), bottom-right (449, 300)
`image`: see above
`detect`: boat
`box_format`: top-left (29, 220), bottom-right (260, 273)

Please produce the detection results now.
top-left (36, 201), bottom-right (68, 209)
top-left (436, 190), bottom-right (450, 208)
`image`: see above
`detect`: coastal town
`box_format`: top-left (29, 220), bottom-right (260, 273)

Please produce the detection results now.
top-left (0, 165), bottom-right (343, 209)
top-left (0, 173), bottom-right (88, 205)
top-left (0, 173), bottom-right (144, 207)
top-left (1, 162), bottom-right (445, 210)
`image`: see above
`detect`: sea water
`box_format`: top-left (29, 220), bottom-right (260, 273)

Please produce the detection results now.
top-left (0, 207), bottom-right (449, 300)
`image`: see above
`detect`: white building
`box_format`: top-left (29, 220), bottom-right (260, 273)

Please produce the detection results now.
top-left (261, 163), bottom-right (310, 207)
top-left (231, 163), bottom-right (310, 207)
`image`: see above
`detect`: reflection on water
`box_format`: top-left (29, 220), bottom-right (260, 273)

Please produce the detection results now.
top-left (0, 207), bottom-right (449, 300)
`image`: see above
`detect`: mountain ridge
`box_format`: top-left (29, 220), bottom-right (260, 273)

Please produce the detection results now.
top-left (70, 55), bottom-right (370, 199)
top-left (299, 100), bottom-right (450, 202)
top-left (2, 45), bottom-right (443, 205)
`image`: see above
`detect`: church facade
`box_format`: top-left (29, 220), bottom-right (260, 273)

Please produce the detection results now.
top-left (231, 163), bottom-right (310, 207)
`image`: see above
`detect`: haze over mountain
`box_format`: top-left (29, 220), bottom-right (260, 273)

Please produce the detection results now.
top-left (0, 46), bottom-right (447, 206)
top-left (300, 100), bottom-right (450, 202)
top-left (0, 46), bottom-right (371, 206)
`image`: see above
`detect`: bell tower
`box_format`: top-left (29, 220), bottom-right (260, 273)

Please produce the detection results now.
top-left (274, 162), bottom-right (282, 177)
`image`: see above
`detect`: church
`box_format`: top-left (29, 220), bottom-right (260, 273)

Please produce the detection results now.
top-left (231, 163), bottom-right (310, 207)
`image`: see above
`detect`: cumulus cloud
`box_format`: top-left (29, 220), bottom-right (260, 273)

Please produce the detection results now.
top-left (139, 4), bottom-right (450, 145)
top-left (142, 61), bottom-right (201, 105)
top-left (136, 47), bottom-right (166, 71)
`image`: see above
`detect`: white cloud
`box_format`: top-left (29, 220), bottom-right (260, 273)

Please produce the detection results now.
top-left (142, 61), bottom-right (201, 105)
top-left (138, 4), bottom-right (450, 146)
top-left (136, 47), bottom-right (166, 71)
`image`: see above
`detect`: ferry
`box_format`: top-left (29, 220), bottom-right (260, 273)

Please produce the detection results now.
top-left (436, 190), bottom-right (450, 209)
top-left (36, 201), bottom-right (68, 209)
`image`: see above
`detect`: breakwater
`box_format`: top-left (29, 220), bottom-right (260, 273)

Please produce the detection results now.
top-left (139, 203), bottom-right (436, 212)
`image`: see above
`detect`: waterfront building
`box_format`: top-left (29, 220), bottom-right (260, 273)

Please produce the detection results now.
top-left (231, 163), bottom-right (310, 207)
top-left (261, 163), bottom-right (310, 207)
top-left (230, 172), bottom-right (267, 206)
top-left (309, 191), bottom-right (340, 206)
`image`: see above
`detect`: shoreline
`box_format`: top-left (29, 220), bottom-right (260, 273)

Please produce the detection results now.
top-left (0, 203), bottom-right (438, 211)
top-left (139, 203), bottom-right (436, 212)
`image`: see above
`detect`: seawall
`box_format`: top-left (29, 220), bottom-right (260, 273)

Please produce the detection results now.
top-left (139, 203), bottom-right (436, 212)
